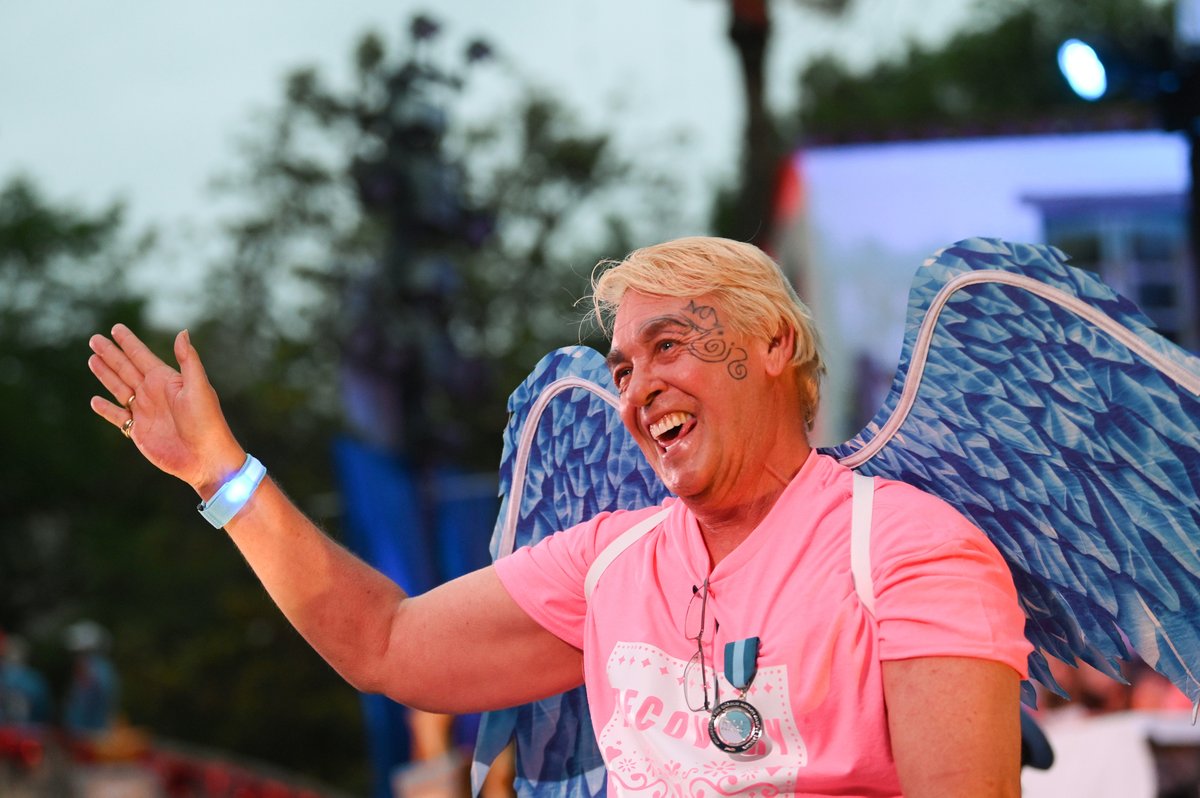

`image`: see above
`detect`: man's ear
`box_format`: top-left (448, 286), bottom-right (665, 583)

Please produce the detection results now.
top-left (764, 325), bottom-right (796, 376)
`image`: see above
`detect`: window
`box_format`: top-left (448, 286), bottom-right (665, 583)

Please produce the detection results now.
top-left (1025, 193), bottom-right (1196, 349)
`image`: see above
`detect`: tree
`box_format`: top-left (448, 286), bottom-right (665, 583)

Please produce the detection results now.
top-left (715, 0), bottom-right (851, 245)
top-left (0, 176), bottom-right (371, 790)
top-left (208, 15), bottom-right (682, 470)
top-left (790, 0), bottom-right (1173, 143)
top-left (0, 177), bottom-right (151, 636)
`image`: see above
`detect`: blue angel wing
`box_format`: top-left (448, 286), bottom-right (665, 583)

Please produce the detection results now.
top-left (822, 237), bottom-right (1200, 705)
top-left (472, 346), bottom-right (670, 797)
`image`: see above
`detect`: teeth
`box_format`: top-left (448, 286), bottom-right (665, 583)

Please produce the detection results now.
top-left (650, 411), bottom-right (692, 441)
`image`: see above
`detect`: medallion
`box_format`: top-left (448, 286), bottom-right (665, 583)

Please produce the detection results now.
top-left (709, 697), bottom-right (764, 753)
top-left (710, 636), bottom-right (764, 754)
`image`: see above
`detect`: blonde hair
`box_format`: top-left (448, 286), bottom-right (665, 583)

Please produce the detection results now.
top-left (590, 236), bottom-right (825, 424)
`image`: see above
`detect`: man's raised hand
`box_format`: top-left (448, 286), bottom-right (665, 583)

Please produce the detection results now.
top-left (87, 325), bottom-right (246, 498)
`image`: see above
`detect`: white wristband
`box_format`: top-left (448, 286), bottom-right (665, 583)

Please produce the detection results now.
top-left (197, 454), bottom-right (267, 528)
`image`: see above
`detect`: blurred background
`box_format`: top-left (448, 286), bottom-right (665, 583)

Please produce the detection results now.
top-left (2, 0), bottom-right (1198, 796)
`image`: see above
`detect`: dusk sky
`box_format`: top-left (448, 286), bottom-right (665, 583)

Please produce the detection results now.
top-left (1, 1), bottom-right (978, 225)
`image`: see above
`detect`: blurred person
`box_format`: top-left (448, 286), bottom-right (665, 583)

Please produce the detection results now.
top-left (62, 621), bottom-right (119, 736)
top-left (1025, 655), bottom-right (1197, 797)
top-left (1037, 654), bottom-right (1193, 717)
top-left (1041, 657), bottom-right (1131, 716)
top-left (86, 236), bottom-right (1031, 797)
top-left (0, 630), bottom-right (53, 725)
top-left (394, 710), bottom-right (469, 798)
top-left (1128, 660), bottom-right (1193, 713)
top-left (396, 710), bottom-right (515, 798)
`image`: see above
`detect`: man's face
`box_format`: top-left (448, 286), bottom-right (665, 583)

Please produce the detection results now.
top-left (606, 291), bottom-right (777, 504)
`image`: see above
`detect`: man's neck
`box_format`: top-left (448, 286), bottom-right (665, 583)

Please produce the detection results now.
top-left (692, 445), bottom-right (813, 567)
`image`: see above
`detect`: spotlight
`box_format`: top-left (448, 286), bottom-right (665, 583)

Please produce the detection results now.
top-left (1058, 38), bottom-right (1108, 101)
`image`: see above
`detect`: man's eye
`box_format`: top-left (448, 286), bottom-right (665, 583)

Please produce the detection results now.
top-left (614, 368), bottom-right (631, 390)
top-left (658, 340), bottom-right (677, 353)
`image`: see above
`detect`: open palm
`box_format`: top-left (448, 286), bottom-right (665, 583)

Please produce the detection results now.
top-left (88, 324), bottom-right (245, 496)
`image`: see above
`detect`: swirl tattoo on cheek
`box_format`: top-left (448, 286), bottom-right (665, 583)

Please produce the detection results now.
top-left (682, 301), bottom-right (748, 380)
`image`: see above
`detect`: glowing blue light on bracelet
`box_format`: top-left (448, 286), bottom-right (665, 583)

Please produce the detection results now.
top-left (224, 471), bottom-right (257, 504)
top-left (197, 454), bottom-right (267, 528)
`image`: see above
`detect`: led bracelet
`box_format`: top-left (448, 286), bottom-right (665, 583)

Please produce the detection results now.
top-left (197, 454), bottom-right (267, 528)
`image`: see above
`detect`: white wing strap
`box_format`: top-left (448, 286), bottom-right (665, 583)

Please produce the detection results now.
top-left (584, 508), bottom-right (671, 602)
top-left (584, 475), bottom-right (873, 607)
top-left (851, 471), bottom-right (877, 617)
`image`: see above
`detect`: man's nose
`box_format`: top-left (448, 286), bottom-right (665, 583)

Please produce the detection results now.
top-left (626, 365), bottom-right (664, 409)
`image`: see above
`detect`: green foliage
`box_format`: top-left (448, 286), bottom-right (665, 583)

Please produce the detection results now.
top-left (210, 18), bottom-right (681, 468)
top-left (0, 176), bottom-right (368, 790)
top-left (0, 177), bottom-right (149, 631)
top-left (456, 91), bottom-right (679, 368)
top-left (792, 0), bottom-right (1173, 142)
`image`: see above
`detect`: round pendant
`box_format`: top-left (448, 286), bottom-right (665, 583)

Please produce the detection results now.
top-left (708, 698), bottom-right (763, 753)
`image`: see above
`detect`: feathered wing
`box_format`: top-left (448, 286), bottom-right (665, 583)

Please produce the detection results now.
top-left (822, 237), bottom-right (1200, 705)
top-left (472, 346), bottom-right (670, 798)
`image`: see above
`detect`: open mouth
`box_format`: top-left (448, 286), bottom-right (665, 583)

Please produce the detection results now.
top-left (649, 411), bottom-right (695, 449)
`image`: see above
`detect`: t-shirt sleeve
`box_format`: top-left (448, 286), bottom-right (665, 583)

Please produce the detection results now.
top-left (869, 481), bottom-right (1032, 676)
top-left (493, 508), bottom-right (662, 650)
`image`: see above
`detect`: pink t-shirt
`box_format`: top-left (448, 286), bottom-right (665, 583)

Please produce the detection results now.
top-left (495, 452), bottom-right (1032, 797)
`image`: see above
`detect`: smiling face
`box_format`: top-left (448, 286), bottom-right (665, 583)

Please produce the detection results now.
top-left (606, 291), bottom-right (807, 511)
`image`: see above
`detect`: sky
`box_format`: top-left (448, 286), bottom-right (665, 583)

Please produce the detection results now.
top-left (0, 0), bottom-right (980, 315)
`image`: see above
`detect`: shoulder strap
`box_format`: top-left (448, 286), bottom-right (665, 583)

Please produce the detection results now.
top-left (584, 508), bottom-right (671, 602)
top-left (851, 471), bottom-right (877, 617)
top-left (585, 480), bottom-right (876, 611)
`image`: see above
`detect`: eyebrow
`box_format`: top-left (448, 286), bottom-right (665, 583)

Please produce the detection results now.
top-left (604, 348), bottom-right (626, 370)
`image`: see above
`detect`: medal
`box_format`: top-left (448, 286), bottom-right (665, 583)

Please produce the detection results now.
top-left (710, 698), bottom-right (763, 753)
top-left (709, 636), bottom-right (764, 753)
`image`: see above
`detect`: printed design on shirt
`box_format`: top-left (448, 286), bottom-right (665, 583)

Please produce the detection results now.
top-left (599, 641), bottom-right (806, 796)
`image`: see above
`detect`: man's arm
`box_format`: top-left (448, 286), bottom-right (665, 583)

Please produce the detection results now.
top-left (224, 479), bottom-right (584, 712)
top-left (882, 656), bottom-right (1022, 798)
top-left (88, 325), bottom-right (582, 713)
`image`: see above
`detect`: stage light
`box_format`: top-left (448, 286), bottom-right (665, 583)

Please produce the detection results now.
top-left (1058, 39), bottom-right (1108, 101)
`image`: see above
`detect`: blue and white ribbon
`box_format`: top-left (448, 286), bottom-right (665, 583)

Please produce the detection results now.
top-left (723, 637), bottom-right (760, 691)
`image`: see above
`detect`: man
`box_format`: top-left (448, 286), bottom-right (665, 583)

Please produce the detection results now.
top-left (62, 620), bottom-right (120, 736)
top-left (0, 630), bottom-right (53, 725)
top-left (88, 237), bottom-right (1030, 796)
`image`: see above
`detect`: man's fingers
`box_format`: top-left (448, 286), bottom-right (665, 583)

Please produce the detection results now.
top-left (87, 353), bottom-right (135, 408)
top-left (89, 332), bottom-right (146, 391)
top-left (111, 323), bottom-right (168, 375)
top-left (89, 394), bottom-right (129, 429)
top-left (174, 329), bottom-right (210, 389)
